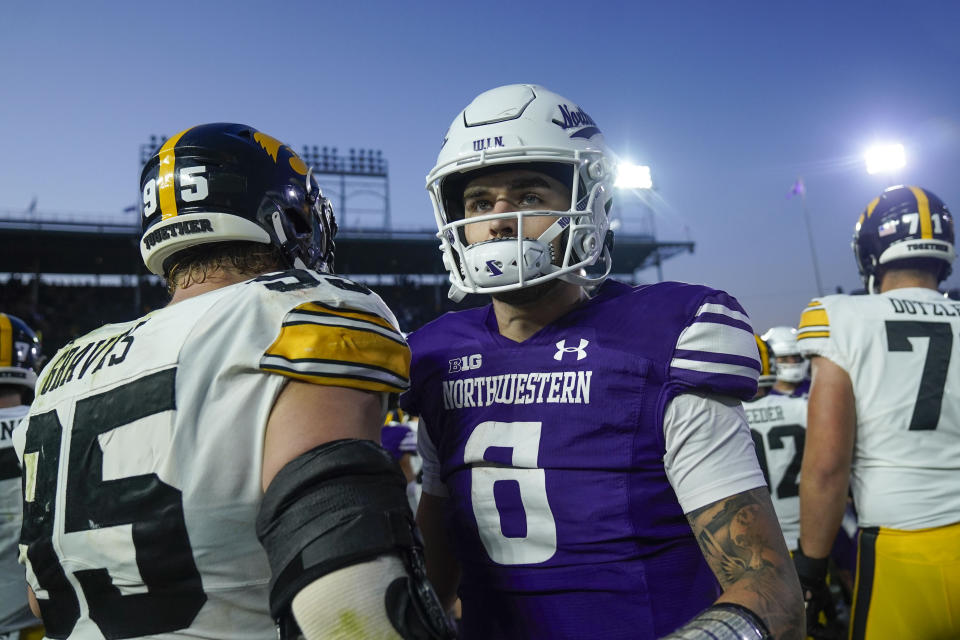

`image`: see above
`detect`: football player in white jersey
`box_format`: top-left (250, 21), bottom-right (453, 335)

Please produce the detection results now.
top-left (795, 185), bottom-right (960, 639)
top-left (13, 124), bottom-right (452, 640)
top-left (760, 327), bottom-right (809, 398)
top-left (749, 337), bottom-right (853, 639)
top-left (0, 314), bottom-right (44, 640)
top-left (744, 336), bottom-right (805, 552)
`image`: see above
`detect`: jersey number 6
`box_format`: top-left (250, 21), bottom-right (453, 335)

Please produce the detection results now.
top-left (464, 421), bottom-right (558, 566)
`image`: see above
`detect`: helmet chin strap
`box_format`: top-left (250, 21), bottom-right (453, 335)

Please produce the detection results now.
top-left (537, 216), bottom-right (570, 248)
top-left (448, 284), bottom-right (467, 303)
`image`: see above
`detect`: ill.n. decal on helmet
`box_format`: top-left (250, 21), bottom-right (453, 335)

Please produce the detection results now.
top-left (427, 84), bottom-right (615, 301)
top-left (140, 123), bottom-right (337, 277)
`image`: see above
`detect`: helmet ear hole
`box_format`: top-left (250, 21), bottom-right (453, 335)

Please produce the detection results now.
top-left (285, 208), bottom-right (310, 235)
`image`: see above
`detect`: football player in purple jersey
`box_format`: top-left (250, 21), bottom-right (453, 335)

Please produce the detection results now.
top-left (403, 85), bottom-right (803, 640)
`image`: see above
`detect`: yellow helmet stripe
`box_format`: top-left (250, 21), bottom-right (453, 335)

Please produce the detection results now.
top-left (0, 314), bottom-right (11, 367)
top-left (908, 186), bottom-right (933, 239)
top-left (157, 128), bottom-right (193, 221)
top-left (865, 197), bottom-right (881, 218)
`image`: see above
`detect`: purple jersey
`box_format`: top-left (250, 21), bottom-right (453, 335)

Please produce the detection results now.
top-left (381, 423), bottom-right (417, 461)
top-left (402, 280), bottom-right (759, 639)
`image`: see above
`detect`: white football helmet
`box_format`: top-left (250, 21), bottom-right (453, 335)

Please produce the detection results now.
top-left (761, 326), bottom-right (808, 384)
top-left (426, 84), bottom-right (615, 301)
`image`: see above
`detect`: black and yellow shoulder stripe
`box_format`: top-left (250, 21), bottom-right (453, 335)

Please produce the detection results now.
top-left (797, 300), bottom-right (830, 340)
top-left (260, 301), bottom-right (410, 393)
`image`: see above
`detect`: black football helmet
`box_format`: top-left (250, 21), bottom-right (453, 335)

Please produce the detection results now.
top-left (853, 185), bottom-right (955, 292)
top-left (140, 123), bottom-right (337, 276)
top-left (0, 313), bottom-right (41, 402)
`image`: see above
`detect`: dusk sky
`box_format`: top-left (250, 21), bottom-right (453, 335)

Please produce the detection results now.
top-left (2, 1), bottom-right (959, 332)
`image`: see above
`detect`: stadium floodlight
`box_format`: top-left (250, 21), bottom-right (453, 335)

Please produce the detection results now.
top-left (865, 143), bottom-right (906, 175)
top-left (614, 163), bottom-right (653, 189)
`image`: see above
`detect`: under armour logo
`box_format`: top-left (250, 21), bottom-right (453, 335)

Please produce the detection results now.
top-left (554, 338), bottom-right (589, 361)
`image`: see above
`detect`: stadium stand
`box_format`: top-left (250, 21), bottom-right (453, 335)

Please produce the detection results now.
top-left (1, 218), bottom-right (690, 360)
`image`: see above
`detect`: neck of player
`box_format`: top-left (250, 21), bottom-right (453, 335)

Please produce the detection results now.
top-left (168, 268), bottom-right (258, 305)
top-left (772, 380), bottom-right (796, 395)
top-left (491, 279), bottom-right (588, 343)
top-left (878, 268), bottom-right (939, 293)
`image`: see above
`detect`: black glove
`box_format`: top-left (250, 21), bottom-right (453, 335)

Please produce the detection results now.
top-left (793, 543), bottom-right (838, 639)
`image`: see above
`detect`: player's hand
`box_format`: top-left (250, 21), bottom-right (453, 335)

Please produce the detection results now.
top-left (793, 545), bottom-right (838, 639)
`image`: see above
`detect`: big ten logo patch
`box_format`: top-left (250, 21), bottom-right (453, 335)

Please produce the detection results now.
top-left (449, 353), bottom-right (483, 373)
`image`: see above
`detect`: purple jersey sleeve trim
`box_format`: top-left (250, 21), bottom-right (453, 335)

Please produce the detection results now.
top-left (669, 367), bottom-right (758, 399)
top-left (693, 312), bottom-right (753, 334)
top-left (673, 348), bottom-right (762, 371)
top-left (701, 290), bottom-right (750, 314)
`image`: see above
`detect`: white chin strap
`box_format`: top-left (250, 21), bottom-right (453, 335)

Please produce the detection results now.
top-left (462, 238), bottom-right (553, 288)
top-left (458, 217), bottom-right (570, 295)
top-left (776, 361), bottom-right (808, 384)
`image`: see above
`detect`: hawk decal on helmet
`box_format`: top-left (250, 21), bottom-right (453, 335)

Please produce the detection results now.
top-left (139, 123), bottom-right (337, 277)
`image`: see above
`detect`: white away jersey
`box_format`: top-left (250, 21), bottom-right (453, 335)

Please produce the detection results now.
top-left (743, 394), bottom-right (807, 549)
top-left (798, 288), bottom-right (960, 529)
top-left (13, 270), bottom-right (409, 639)
top-left (0, 405), bottom-right (36, 634)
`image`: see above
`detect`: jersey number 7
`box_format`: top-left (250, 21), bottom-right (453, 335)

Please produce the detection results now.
top-left (885, 320), bottom-right (953, 431)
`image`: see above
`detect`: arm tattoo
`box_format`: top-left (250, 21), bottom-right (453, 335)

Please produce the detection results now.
top-left (687, 487), bottom-right (803, 639)
top-left (689, 490), bottom-right (777, 585)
